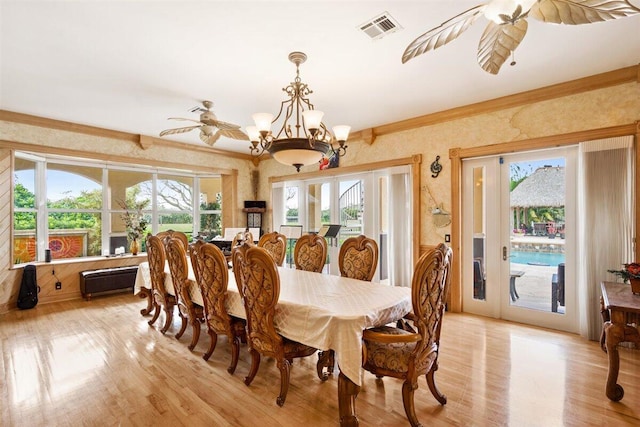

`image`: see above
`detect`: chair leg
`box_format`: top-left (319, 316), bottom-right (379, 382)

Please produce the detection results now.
top-left (175, 313), bottom-right (188, 340)
top-left (402, 379), bottom-right (422, 427)
top-left (203, 330), bottom-right (218, 361)
top-left (227, 336), bottom-right (240, 375)
top-left (147, 303), bottom-right (160, 326)
top-left (160, 306), bottom-right (173, 334)
top-left (276, 358), bottom-right (291, 407)
top-left (244, 349), bottom-right (261, 386)
top-left (316, 350), bottom-right (334, 381)
top-left (140, 293), bottom-right (155, 316)
top-left (426, 365), bottom-right (447, 405)
top-left (188, 318), bottom-right (201, 351)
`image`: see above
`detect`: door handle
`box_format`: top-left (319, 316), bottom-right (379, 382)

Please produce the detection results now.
top-left (503, 246), bottom-right (507, 261)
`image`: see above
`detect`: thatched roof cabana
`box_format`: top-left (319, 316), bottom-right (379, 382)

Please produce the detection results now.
top-left (511, 166), bottom-right (565, 208)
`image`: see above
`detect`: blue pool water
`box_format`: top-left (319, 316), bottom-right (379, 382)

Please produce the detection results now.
top-left (511, 251), bottom-right (565, 266)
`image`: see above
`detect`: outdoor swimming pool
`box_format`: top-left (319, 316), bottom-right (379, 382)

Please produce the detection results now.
top-left (511, 250), bottom-right (565, 266)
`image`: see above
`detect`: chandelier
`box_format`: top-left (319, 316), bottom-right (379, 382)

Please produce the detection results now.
top-left (245, 51), bottom-right (350, 172)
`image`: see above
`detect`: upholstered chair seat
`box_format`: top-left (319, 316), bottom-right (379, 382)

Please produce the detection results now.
top-left (362, 326), bottom-right (420, 373)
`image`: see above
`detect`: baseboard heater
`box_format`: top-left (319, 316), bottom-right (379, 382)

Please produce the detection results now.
top-left (79, 266), bottom-right (139, 301)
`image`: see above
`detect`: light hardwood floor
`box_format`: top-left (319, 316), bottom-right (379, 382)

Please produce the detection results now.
top-left (2, 293), bottom-right (640, 426)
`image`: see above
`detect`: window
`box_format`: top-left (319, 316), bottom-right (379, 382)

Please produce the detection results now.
top-left (13, 156), bottom-right (37, 264)
top-left (198, 177), bottom-right (223, 239)
top-left (47, 162), bottom-right (103, 259)
top-left (12, 152), bottom-right (223, 264)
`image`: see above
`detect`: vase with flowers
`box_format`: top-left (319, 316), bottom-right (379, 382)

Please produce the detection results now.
top-left (120, 201), bottom-right (149, 255)
top-left (607, 262), bottom-right (640, 295)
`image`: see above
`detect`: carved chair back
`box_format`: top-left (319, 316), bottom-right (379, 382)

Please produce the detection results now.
top-left (411, 243), bottom-right (452, 364)
top-left (157, 229), bottom-right (189, 251)
top-left (231, 241), bottom-right (253, 299)
top-left (294, 234), bottom-right (327, 273)
top-left (338, 235), bottom-right (379, 281)
top-left (241, 245), bottom-right (284, 359)
top-left (189, 240), bottom-right (231, 334)
top-left (231, 231), bottom-right (254, 249)
top-left (165, 236), bottom-right (194, 317)
top-left (146, 235), bottom-right (168, 297)
top-left (257, 231), bottom-right (287, 266)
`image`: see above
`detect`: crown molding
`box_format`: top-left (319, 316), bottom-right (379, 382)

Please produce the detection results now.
top-left (349, 65), bottom-right (639, 143)
top-left (0, 110), bottom-right (254, 162)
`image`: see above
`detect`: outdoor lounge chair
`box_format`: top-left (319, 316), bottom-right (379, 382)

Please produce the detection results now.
top-left (473, 258), bottom-right (485, 300)
top-left (551, 263), bottom-right (565, 312)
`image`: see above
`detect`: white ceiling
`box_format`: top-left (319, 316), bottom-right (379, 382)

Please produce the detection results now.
top-left (2, 1), bottom-right (639, 154)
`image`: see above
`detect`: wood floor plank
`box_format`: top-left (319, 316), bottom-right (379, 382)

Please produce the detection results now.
top-left (2, 294), bottom-right (640, 426)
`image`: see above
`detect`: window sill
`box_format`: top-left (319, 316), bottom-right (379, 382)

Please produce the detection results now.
top-left (10, 253), bottom-right (147, 270)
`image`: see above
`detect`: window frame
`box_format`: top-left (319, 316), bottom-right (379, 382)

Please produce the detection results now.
top-left (12, 151), bottom-right (223, 264)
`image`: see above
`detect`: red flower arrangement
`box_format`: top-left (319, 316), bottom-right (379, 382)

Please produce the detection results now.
top-left (608, 262), bottom-right (640, 283)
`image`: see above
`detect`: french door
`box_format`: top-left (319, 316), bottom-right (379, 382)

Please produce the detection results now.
top-left (462, 147), bottom-right (577, 332)
top-left (272, 166), bottom-right (413, 286)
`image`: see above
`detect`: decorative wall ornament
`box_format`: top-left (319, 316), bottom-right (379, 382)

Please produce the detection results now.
top-left (422, 183), bottom-right (452, 228)
top-left (402, 0), bottom-right (640, 74)
top-left (430, 155), bottom-right (443, 178)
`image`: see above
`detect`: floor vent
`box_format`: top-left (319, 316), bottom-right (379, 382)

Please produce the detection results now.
top-left (359, 12), bottom-right (402, 40)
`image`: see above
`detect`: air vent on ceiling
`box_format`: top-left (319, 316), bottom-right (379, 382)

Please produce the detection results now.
top-left (359, 12), bottom-right (402, 40)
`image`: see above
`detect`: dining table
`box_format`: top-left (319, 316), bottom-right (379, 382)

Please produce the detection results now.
top-left (134, 260), bottom-right (412, 426)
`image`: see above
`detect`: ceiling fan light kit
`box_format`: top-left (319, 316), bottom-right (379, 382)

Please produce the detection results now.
top-left (402, 0), bottom-right (640, 74)
top-left (246, 51), bottom-right (350, 172)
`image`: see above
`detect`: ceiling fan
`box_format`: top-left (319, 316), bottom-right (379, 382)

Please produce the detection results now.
top-left (402, 0), bottom-right (640, 74)
top-left (159, 100), bottom-right (248, 146)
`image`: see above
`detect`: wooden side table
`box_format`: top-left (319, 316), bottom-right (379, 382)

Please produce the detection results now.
top-left (600, 281), bottom-right (640, 401)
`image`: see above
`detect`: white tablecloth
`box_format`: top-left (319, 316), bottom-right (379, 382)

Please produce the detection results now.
top-left (135, 261), bottom-right (411, 386)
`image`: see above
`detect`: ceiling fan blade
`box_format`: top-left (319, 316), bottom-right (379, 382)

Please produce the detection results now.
top-left (529, 0), bottom-right (640, 25)
top-left (200, 129), bottom-right (221, 146)
top-left (167, 117), bottom-right (204, 124)
top-left (477, 19), bottom-right (528, 74)
top-left (402, 4), bottom-right (487, 64)
top-left (213, 120), bottom-right (242, 131)
top-left (159, 125), bottom-right (201, 137)
top-left (218, 128), bottom-right (249, 141)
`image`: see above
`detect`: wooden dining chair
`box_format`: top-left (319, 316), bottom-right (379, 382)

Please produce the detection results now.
top-left (257, 231), bottom-right (287, 266)
top-left (189, 240), bottom-right (246, 373)
top-left (240, 245), bottom-right (327, 406)
top-left (338, 235), bottom-right (378, 281)
top-left (361, 243), bottom-right (452, 427)
top-left (157, 229), bottom-right (189, 251)
top-left (165, 236), bottom-right (204, 351)
top-left (146, 234), bottom-right (176, 334)
top-left (293, 233), bottom-right (327, 273)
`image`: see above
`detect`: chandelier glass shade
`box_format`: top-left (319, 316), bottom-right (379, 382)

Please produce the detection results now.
top-left (246, 51), bottom-right (349, 172)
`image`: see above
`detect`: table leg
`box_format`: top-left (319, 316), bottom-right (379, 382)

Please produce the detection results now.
top-left (603, 321), bottom-right (625, 401)
top-left (138, 287), bottom-right (154, 316)
top-left (338, 371), bottom-right (360, 427)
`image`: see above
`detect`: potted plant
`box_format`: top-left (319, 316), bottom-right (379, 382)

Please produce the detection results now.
top-left (607, 262), bottom-right (640, 295)
top-left (120, 201), bottom-right (149, 255)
